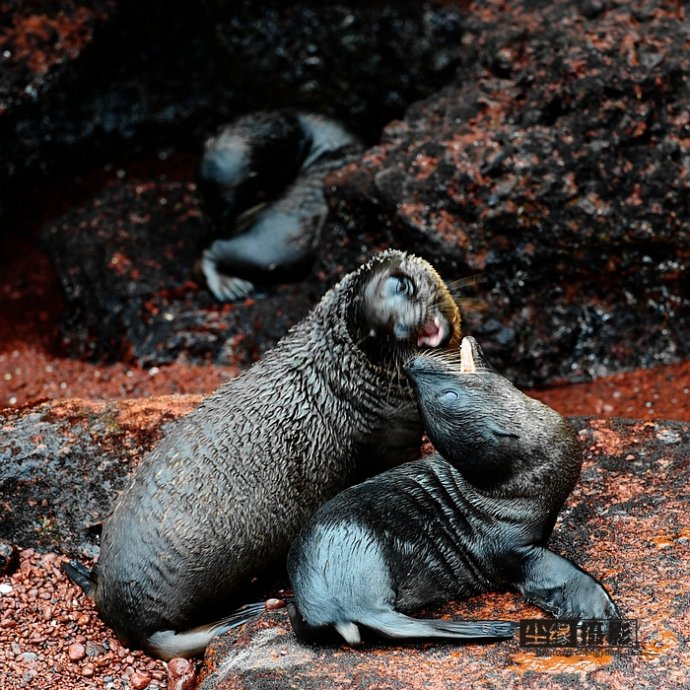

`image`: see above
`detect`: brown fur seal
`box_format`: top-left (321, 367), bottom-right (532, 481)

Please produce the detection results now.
top-left (64, 250), bottom-right (460, 659)
top-left (198, 110), bottom-right (362, 301)
top-left (286, 337), bottom-right (619, 646)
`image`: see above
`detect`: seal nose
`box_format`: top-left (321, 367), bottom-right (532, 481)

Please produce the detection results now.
top-left (403, 354), bottom-right (423, 377)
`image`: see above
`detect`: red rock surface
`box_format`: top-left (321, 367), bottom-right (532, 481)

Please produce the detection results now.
top-left (197, 418), bottom-right (690, 689)
top-left (3, 408), bottom-right (689, 689)
top-left (0, 0), bottom-right (116, 114)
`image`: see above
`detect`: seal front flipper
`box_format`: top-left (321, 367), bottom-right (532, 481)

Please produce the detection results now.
top-left (201, 242), bottom-right (255, 301)
top-left (147, 601), bottom-right (266, 660)
top-left (201, 177), bottom-right (326, 302)
top-left (516, 547), bottom-right (621, 619)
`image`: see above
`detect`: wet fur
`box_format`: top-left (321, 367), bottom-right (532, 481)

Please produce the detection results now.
top-left (287, 338), bottom-right (619, 645)
top-left (75, 250), bottom-right (460, 658)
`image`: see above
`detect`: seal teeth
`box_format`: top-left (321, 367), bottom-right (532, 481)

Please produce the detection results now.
top-left (460, 337), bottom-right (476, 373)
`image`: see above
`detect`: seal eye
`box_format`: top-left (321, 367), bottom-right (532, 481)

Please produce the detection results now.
top-left (439, 389), bottom-right (459, 403)
top-left (395, 276), bottom-right (415, 296)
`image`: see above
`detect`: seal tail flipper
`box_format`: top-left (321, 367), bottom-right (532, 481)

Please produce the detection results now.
top-left (517, 547), bottom-right (621, 619)
top-left (146, 601), bottom-right (266, 660)
top-left (62, 560), bottom-right (97, 598)
top-left (358, 610), bottom-right (516, 644)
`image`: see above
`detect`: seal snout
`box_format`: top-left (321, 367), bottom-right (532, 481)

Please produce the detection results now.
top-left (404, 356), bottom-right (451, 406)
top-left (403, 353), bottom-right (440, 381)
top-left (405, 336), bottom-right (481, 381)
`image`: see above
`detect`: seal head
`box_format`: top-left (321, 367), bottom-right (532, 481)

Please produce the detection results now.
top-left (346, 250), bottom-right (460, 367)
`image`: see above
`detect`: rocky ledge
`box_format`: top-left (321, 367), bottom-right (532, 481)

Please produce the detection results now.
top-left (1, 398), bottom-right (688, 689)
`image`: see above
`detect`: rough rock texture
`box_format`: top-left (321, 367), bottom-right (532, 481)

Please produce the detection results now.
top-left (0, 0), bottom-right (116, 117)
top-left (207, 1), bottom-right (464, 140)
top-left (0, 0), bottom-right (464, 186)
top-left (199, 416), bottom-right (690, 690)
top-left (39, 172), bottom-right (320, 366)
top-left (0, 396), bottom-right (199, 555)
top-left (34, 0), bottom-right (690, 387)
top-left (2, 400), bottom-right (689, 688)
top-left (325, 0), bottom-right (690, 386)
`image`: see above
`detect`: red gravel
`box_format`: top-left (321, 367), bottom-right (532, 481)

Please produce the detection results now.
top-left (1, 228), bottom-right (689, 420)
top-left (0, 549), bottom-right (176, 690)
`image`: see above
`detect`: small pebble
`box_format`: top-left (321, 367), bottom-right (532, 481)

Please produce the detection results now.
top-left (85, 640), bottom-right (107, 657)
top-left (68, 642), bottom-right (86, 661)
top-left (167, 657), bottom-right (196, 690)
top-left (264, 598), bottom-right (285, 611)
top-left (130, 670), bottom-right (152, 689)
top-left (82, 663), bottom-right (95, 677)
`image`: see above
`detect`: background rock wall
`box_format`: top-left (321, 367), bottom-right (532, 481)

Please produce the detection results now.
top-left (4, 1), bottom-right (688, 388)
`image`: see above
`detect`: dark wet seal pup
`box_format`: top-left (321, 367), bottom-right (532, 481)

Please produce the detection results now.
top-left (287, 336), bottom-right (619, 646)
top-left (198, 110), bottom-right (362, 301)
top-left (63, 250), bottom-right (461, 659)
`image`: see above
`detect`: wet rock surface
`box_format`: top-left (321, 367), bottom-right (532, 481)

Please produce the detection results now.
top-left (0, 0), bottom-right (116, 118)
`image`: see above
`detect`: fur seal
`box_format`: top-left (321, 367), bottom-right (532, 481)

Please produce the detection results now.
top-left (286, 336), bottom-right (619, 646)
top-left (65, 250), bottom-right (460, 659)
top-left (198, 110), bottom-right (362, 301)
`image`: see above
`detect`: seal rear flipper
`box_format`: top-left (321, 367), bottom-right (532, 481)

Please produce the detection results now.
top-left (62, 560), bottom-right (97, 598)
top-left (146, 601), bottom-right (266, 660)
top-left (357, 610), bottom-right (516, 644)
top-left (517, 547), bottom-right (621, 619)
top-left (201, 244), bottom-right (255, 302)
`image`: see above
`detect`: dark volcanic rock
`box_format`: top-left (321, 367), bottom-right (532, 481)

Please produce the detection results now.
top-left (0, 396), bottom-right (199, 554)
top-left (325, 0), bottom-right (690, 387)
top-left (0, 0), bottom-right (116, 117)
top-left (200, 417), bottom-right (690, 690)
top-left (8, 0), bottom-right (466, 368)
top-left (36, 0), bottom-right (690, 386)
top-left (209, 1), bottom-right (465, 138)
top-left (0, 1), bottom-right (464, 186)
top-left (41, 175), bottom-right (318, 365)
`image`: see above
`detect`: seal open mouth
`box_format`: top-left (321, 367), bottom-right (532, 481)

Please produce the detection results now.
top-left (416, 315), bottom-right (451, 348)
